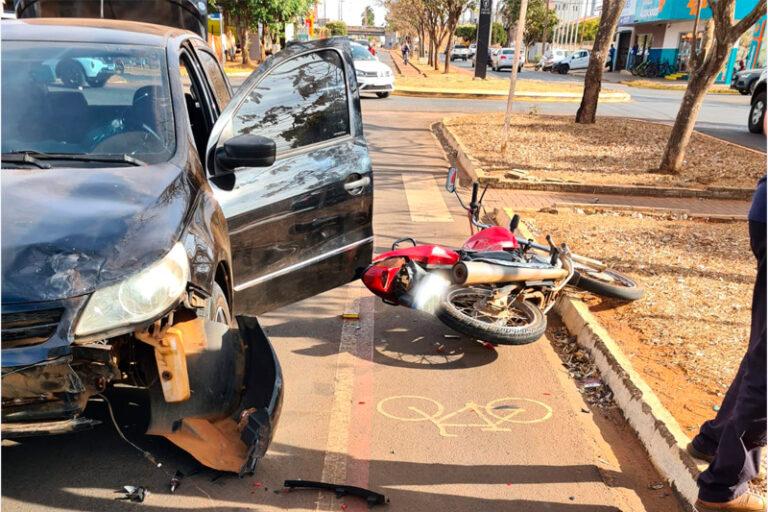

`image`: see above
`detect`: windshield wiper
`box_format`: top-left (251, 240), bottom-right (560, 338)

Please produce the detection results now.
top-left (1, 152), bottom-right (52, 169)
top-left (1, 151), bottom-right (146, 167)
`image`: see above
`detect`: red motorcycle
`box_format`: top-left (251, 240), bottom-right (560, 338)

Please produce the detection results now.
top-left (362, 168), bottom-right (642, 345)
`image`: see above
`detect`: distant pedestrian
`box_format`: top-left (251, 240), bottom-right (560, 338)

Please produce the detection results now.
top-left (628, 43), bottom-right (639, 70)
top-left (688, 176), bottom-right (766, 512)
top-left (607, 44), bottom-right (616, 70)
top-left (401, 41), bottom-right (411, 65)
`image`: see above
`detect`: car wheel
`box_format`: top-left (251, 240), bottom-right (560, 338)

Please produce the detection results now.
top-left (376, 92), bottom-right (390, 98)
top-left (559, 65), bottom-right (569, 75)
top-left (204, 282), bottom-right (233, 326)
top-left (56, 59), bottom-right (85, 88)
top-left (740, 89), bottom-right (750, 95)
top-left (748, 91), bottom-right (766, 134)
top-left (86, 75), bottom-right (110, 87)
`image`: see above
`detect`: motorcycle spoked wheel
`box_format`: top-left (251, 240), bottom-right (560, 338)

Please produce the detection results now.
top-left (568, 266), bottom-right (644, 301)
top-left (437, 286), bottom-right (546, 345)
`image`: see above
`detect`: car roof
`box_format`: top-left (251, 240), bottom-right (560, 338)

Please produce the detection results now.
top-left (2, 18), bottom-right (196, 46)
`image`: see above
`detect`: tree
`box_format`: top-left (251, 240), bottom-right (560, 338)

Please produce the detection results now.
top-left (500, 0), bottom-right (529, 153)
top-left (577, 17), bottom-right (599, 42)
top-left (491, 21), bottom-right (508, 45)
top-left (455, 23), bottom-right (477, 42)
top-left (325, 20), bottom-right (348, 35)
top-left (574, 0), bottom-right (625, 124)
top-left (384, 0), bottom-right (428, 58)
top-left (424, 0), bottom-right (450, 70)
top-left (659, 0), bottom-right (765, 172)
top-left (442, 0), bottom-right (476, 72)
top-left (362, 5), bottom-right (376, 26)
top-left (218, 0), bottom-right (313, 65)
top-left (499, 0), bottom-right (557, 48)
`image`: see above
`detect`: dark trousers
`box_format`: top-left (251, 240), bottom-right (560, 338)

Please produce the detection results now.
top-left (693, 221), bottom-right (767, 502)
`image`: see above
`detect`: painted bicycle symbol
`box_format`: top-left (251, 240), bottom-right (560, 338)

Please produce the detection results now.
top-left (377, 395), bottom-right (553, 437)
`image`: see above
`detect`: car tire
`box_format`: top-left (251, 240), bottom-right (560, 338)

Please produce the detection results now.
top-left (740, 89), bottom-right (750, 95)
top-left (204, 282), bottom-right (234, 326)
top-left (86, 75), bottom-right (110, 88)
top-left (56, 59), bottom-right (85, 88)
top-left (559, 65), bottom-right (569, 75)
top-left (518, 64), bottom-right (523, 73)
top-left (376, 92), bottom-right (390, 98)
top-left (748, 91), bottom-right (766, 134)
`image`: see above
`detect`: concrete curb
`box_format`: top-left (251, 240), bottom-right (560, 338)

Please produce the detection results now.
top-left (493, 208), bottom-right (704, 511)
top-left (436, 120), bottom-right (755, 201)
top-left (394, 86), bottom-right (631, 103)
top-left (619, 80), bottom-right (739, 95)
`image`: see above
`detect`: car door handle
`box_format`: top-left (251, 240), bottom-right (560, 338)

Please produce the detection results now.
top-left (343, 176), bottom-right (370, 194)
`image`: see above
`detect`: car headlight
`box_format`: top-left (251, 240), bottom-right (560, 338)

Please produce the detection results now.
top-left (75, 243), bottom-right (190, 337)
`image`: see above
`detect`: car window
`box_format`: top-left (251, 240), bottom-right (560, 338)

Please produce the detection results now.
top-left (1, 41), bottom-right (174, 165)
top-left (351, 43), bottom-right (376, 61)
top-left (194, 48), bottom-right (231, 110)
top-left (232, 49), bottom-right (350, 154)
top-left (502, 49), bottom-right (514, 55)
top-left (179, 52), bottom-right (214, 162)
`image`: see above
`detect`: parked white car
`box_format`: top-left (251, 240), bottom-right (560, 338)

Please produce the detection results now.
top-left (450, 44), bottom-right (471, 61)
top-left (351, 42), bottom-right (394, 98)
top-left (553, 49), bottom-right (590, 74)
top-left (471, 47), bottom-right (498, 68)
top-left (491, 47), bottom-right (524, 72)
top-left (538, 48), bottom-right (571, 71)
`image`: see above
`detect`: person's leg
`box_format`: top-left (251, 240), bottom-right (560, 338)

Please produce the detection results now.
top-left (693, 221), bottom-right (766, 456)
top-left (697, 221), bottom-right (766, 505)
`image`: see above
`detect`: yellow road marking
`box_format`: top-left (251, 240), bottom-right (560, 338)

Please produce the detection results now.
top-left (377, 395), bottom-right (553, 437)
top-left (402, 174), bottom-right (454, 223)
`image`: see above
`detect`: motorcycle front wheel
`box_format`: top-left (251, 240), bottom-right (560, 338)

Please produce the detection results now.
top-left (569, 267), bottom-right (644, 301)
top-left (437, 286), bottom-right (546, 345)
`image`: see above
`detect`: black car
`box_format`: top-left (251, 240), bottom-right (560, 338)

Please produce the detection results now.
top-left (1, 15), bottom-right (373, 475)
top-left (748, 71), bottom-right (766, 134)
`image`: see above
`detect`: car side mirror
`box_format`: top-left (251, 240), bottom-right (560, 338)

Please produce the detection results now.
top-left (214, 134), bottom-right (276, 175)
top-left (445, 166), bottom-right (458, 193)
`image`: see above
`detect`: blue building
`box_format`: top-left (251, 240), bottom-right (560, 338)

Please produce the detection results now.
top-left (613, 0), bottom-right (765, 82)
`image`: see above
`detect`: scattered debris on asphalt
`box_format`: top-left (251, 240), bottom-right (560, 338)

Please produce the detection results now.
top-left (341, 313), bottom-right (360, 320)
top-left (169, 471), bottom-right (183, 493)
top-left (282, 480), bottom-right (388, 507)
top-left (116, 486), bottom-right (149, 503)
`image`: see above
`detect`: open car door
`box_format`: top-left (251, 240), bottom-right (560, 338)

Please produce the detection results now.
top-left (206, 38), bottom-right (374, 314)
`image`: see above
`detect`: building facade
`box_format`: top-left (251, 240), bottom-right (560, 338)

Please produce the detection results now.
top-left (613, 0), bottom-right (765, 82)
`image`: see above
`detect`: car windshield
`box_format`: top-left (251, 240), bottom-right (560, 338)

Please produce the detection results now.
top-left (454, 45), bottom-right (467, 49)
top-left (1, 41), bottom-right (175, 166)
top-left (351, 44), bottom-right (375, 61)
top-left (502, 49), bottom-right (516, 54)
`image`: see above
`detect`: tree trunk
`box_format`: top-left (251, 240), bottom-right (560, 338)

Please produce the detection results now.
top-left (238, 21), bottom-right (253, 66)
top-left (434, 38), bottom-right (440, 70)
top-left (428, 41), bottom-right (434, 66)
top-left (444, 33), bottom-right (453, 73)
top-left (500, 0), bottom-right (529, 154)
top-left (575, 0), bottom-right (624, 124)
top-left (659, 54), bottom-right (727, 172)
top-left (419, 26), bottom-right (426, 58)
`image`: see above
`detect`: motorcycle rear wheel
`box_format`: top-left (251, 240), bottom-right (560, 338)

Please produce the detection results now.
top-left (437, 286), bottom-right (546, 345)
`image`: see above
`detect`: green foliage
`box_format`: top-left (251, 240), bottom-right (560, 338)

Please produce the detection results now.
top-left (578, 18), bottom-right (599, 42)
top-left (455, 23), bottom-right (477, 42)
top-left (219, 0), bottom-right (313, 31)
top-left (325, 20), bottom-right (348, 35)
top-left (499, 0), bottom-right (558, 45)
top-left (362, 6), bottom-right (375, 26)
top-left (491, 21), bottom-right (507, 45)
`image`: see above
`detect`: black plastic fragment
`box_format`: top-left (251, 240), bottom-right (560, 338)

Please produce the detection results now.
top-left (283, 480), bottom-right (387, 507)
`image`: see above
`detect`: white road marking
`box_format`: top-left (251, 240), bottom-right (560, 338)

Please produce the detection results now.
top-left (316, 282), bottom-right (374, 511)
top-left (402, 174), bottom-right (454, 223)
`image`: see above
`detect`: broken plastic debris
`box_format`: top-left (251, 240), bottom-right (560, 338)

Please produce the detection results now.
top-left (580, 378), bottom-right (603, 389)
top-left (116, 486), bottom-right (149, 503)
top-left (481, 341), bottom-right (496, 350)
top-left (341, 313), bottom-right (360, 320)
top-left (283, 480), bottom-right (387, 507)
top-left (443, 334), bottom-right (460, 339)
top-left (169, 471), bottom-right (183, 493)
top-left (713, 404), bottom-right (721, 412)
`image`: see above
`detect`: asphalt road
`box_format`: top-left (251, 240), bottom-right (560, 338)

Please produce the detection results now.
top-left (442, 58), bottom-right (766, 152)
top-left (2, 98), bottom-right (687, 511)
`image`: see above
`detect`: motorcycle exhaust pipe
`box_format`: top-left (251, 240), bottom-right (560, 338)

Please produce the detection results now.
top-left (452, 261), bottom-right (569, 285)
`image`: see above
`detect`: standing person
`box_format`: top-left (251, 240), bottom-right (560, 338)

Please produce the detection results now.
top-left (688, 176), bottom-right (766, 512)
top-left (607, 44), bottom-right (616, 71)
top-left (628, 43), bottom-right (639, 70)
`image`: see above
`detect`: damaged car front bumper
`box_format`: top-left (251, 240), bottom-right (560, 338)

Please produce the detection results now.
top-left (1, 310), bottom-right (282, 477)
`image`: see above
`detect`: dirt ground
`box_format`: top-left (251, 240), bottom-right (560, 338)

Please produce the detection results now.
top-left (446, 113), bottom-right (766, 189)
top-left (521, 209), bottom-right (755, 437)
top-left (619, 79), bottom-right (738, 95)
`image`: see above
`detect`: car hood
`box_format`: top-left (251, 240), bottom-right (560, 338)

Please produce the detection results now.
top-left (1, 163), bottom-right (192, 304)
top-left (354, 59), bottom-right (390, 73)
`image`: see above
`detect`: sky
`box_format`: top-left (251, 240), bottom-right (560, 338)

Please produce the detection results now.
top-left (317, 0), bottom-right (388, 27)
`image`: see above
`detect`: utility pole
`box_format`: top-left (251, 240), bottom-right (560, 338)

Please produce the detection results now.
top-left (500, 0), bottom-right (529, 153)
top-left (540, 0), bottom-right (551, 56)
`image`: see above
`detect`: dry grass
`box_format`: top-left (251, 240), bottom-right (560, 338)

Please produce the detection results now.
top-left (620, 79), bottom-right (738, 95)
top-left (396, 66), bottom-right (591, 94)
top-left (446, 113), bottom-right (766, 189)
top-left (523, 209), bottom-right (754, 436)
top-left (223, 62), bottom-right (258, 75)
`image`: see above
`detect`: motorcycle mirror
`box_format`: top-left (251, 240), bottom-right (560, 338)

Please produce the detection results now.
top-left (445, 167), bottom-right (458, 193)
top-left (509, 214), bottom-right (520, 232)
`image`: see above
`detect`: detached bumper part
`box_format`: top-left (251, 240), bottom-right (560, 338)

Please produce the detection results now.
top-left (145, 316), bottom-right (282, 476)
